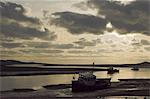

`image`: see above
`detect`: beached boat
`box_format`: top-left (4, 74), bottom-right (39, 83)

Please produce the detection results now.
top-left (107, 67), bottom-right (119, 74)
top-left (131, 66), bottom-right (139, 71)
top-left (72, 71), bottom-right (111, 92)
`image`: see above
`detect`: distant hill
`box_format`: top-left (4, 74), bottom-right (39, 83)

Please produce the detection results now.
top-left (137, 62), bottom-right (150, 66)
top-left (123, 62), bottom-right (150, 68)
top-left (0, 60), bottom-right (150, 68)
top-left (0, 60), bottom-right (43, 66)
top-left (0, 60), bottom-right (149, 76)
top-left (0, 60), bottom-right (107, 76)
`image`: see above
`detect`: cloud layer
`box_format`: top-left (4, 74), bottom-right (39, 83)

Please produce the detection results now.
top-left (0, 0), bottom-right (149, 63)
top-left (0, 2), bottom-right (57, 40)
top-left (51, 11), bottom-right (107, 35)
top-left (87, 0), bottom-right (149, 35)
top-left (74, 38), bottom-right (100, 47)
top-left (0, 2), bottom-right (40, 24)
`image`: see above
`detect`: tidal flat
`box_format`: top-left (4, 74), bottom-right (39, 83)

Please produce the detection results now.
top-left (1, 79), bottom-right (150, 99)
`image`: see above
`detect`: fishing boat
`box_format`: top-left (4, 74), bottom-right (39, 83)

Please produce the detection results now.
top-left (107, 67), bottom-right (119, 74)
top-left (131, 66), bottom-right (139, 71)
top-left (72, 62), bottom-right (111, 92)
top-left (72, 71), bottom-right (111, 92)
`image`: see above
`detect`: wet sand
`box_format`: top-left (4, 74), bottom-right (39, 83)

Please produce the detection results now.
top-left (1, 79), bottom-right (150, 99)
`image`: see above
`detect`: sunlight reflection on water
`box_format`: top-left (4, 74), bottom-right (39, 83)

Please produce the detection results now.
top-left (1, 68), bottom-right (150, 91)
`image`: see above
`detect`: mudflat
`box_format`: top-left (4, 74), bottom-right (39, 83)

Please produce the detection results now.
top-left (1, 79), bottom-right (150, 99)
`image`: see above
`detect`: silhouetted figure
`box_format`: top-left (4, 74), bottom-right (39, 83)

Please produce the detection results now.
top-left (73, 76), bottom-right (75, 80)
top-left (73, 74), bottom-right (75, 80)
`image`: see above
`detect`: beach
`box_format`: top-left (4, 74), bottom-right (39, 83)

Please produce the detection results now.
top-left (1, 79), bottom-right (150, 99)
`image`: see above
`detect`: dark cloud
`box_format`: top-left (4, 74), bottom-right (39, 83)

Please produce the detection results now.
top-left (51, 11), bottom-right (107, 34)
top-left (87, 0), bottom-right (149, 35)
top-left (105, 40), bottom-right (113, 44)
top-left (97, 49), bottom-right (112, 53)
top-left (0, 37), bottom-right (14, 42)
top-left (25, 42), bottom-right (51, 48)
top-left (144, 47), bottom-right (150, 51)
top-left (1, 22), bottom-right (57, 40)
top-left (52, 44), bottom-right (74, 49)
top-left (68, 50), bottom-right (93, 54)
top-left (74, 38), bottom-right (98, 47)
top-left (131, 39), bottom-right (150, 46)
top-left (140, 40), bottom-right (150, 45)
top-left (20, 49), bottom-right (64, 54)
top-left (51, 43), bottom-right (84, 49)
top-left (25, 41), bottom-right (84, 49)
top-left (132, 42), bottom-right (141, 46)
top-left (0, 2), bottom-right (40, 24)
top-left (111, 45), bottom-right (116, 47)
top-left (0, 2), bottom-right (57, 41)
top-left (0, 50), bottom-right (20, 55)
top-left (1, 42), bottom-right (24, 49)
top-left (112, 49), bottom-right (123, 52)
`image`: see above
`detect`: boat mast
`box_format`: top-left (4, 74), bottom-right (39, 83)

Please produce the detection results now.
top-left (93, 62), bottom-right (95, 73)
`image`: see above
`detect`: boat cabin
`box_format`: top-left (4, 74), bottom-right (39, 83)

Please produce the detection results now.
top-left (72, 71), bottom-right (111, 92)
top-left (78, 72), bottom-right (96, 86)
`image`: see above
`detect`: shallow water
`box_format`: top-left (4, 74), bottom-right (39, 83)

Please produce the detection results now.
top-left (0, 68), bottom-right (150, 91)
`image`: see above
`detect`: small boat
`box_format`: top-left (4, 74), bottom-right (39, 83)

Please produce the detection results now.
top-left (131, 66), bottom-right (139, 71)
top-left (107, 67), bottom-right (119, 74)
top-left (72, 71), bottom-right (111, 92)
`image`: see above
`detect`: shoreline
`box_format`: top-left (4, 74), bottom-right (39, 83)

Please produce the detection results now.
top-left (0, 71), bottom-right (79, 76)
top-left (1, 60), bottom-right (150, 68)
top-left (0, 67), bottom-right (108, 76)
top-left (1, 66), bottom-right (149, 76)
top-left (1, 79), bottom-right (150, 98)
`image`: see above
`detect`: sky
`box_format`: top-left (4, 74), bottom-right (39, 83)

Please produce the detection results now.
top-left (0, 0), bottom-right (150, 64)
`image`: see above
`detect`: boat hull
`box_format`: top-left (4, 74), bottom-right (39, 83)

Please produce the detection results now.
top-left (107, 69), bottom-right (119, 74)
top-left (131, 68), bottom-right (139, 71)
top-left (72, 78), bottom-right (111, 92)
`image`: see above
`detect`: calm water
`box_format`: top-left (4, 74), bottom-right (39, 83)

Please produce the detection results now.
top-left (0, 68), bottom-right (150, 91)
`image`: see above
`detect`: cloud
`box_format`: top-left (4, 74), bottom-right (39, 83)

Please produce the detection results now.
top-left (68, 50), bottom-right (93, 54)
top-left (131, 39), bottom-right (150, 46)
top-left (1, 42), bottom-right (24, 49)
top-left (140, 40), bottom-right (150, 45)
top-left (87, 0), bottom-right (149, 35)
top-left (132, 42), bottom-right (141, 46)
top-left (0, 50), bottom-right (20, 55)
top-left (111, 45), bottom-right (116, 47)
top-left (24, 41), bottom-right (84, 49)
top-left (51, 11), bottom-right (107, 34)
top-left (1, 22), bottom-right (57, 40)
top-left (144, 47), bottom-right (150, 51)
top-left (112, 49), bottom-right (124, 52)
top-left (25, 41), bottom-right (51, 48)
top-left (20, 49), bottom-right (64, 54)
top-left (51, 43), bottom-right (84, 49)
top-left (73, 1), bottom-right (89, 11)
top-left (0, 2), bottom-right (57, 41)
top-left (97, 49), bottom-right (111, 53)
top-left (74, 38), bottom-right (99, 47)
top-left (0, 2), bottom-right (40, 24)
top-left (51, 44), bottom-right (75, 49)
